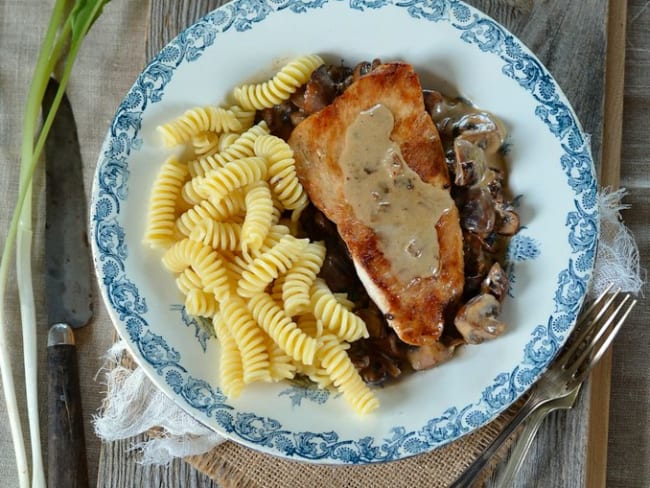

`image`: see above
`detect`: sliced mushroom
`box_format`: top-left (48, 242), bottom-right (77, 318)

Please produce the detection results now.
top-left (303, 65), bottom-right (337, 114)
top-left (463, 232), bottom-right (493, 280)
top-left (454, 293), bottom-right (506, 344)
top-left (453, 138), bottom-right (486, 186)
top-left (422, 89), bottom-right (445, 116)
top-left (406, 341), bottom-right (457, 371)
top-left (352, 61), bottom-right (372, 81)
top-left (481, 262), bottom-right (510, 302)
top-left (484, 168), bottom-right (505, 202)
top-left (460, 187), bottom-right (496, 234)
top-left (494, 201), bottom-right (521, 236)
top-left (456, 112), bottom-right (506, 154)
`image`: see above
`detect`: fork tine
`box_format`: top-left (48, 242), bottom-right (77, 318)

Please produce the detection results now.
top-left (559, 285), bottom-right (619, 364)
top-left (564, 294), bottom-right (630, 376)
top-left (571, 297), bottom-right (637, 386)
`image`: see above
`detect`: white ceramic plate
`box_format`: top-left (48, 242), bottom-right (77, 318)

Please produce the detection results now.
top-left (91, 0), bottom-right (598, 464)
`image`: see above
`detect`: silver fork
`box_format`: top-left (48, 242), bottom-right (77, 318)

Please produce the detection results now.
top-left (449, 286), bottom-right (637, 488)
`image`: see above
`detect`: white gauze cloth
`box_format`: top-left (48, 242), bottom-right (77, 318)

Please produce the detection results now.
top-left (93, 188), bottom-right (645, 465)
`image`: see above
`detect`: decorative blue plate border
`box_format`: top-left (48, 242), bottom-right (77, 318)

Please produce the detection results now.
top-left (90, 0), bottom-right (598, 464)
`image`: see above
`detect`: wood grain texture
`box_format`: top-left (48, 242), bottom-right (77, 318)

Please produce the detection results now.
top-left (97, 0), bottom-right (610, 487)
top-left (586, 2), bottom-right (628, 487)
top-left (48, 344), bottom-right (89, 488)
top-left (606, 1), bottom-right (650, 486)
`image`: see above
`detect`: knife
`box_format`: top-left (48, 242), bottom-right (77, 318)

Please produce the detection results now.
top-left (44, 78), bottom-right (92, 488)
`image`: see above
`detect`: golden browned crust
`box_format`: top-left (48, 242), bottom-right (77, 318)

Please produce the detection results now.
top-left (289, 62), bottom-right (464, 345)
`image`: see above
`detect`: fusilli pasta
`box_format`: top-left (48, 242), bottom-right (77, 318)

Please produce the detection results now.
top-left (213, 313), bottom-right (245, 398)
top-left (238, 235), bottom-right (309, 298)
top-left (158, 106), bottom-right (243, 147)
top-left (176, 190), bottom-right (247, 236)
top-left (282, 241), bottom-right (326, 317)
top-left (192, 131), bottom-right (220, 156)
top-left (247, 292), bottom-right (317, 365)
top-left (162, 239), bottom-right (232, 300)
top-left (253, 135), bottom-right (308, 211)
top-left (266, 337), bottom-right (296, 382)
top-left (233, 55), bottom-right (324, 110)
top-left (190, 219), bottom-right (242, 251)
top-left (144, 156), bottom-right (188, 249)
top-left (188, 121), bottom-right (269, 177)
top-left (147, 55), bottom-right (379, 413)
top-left (196, 156), bottom-right (268, 203)
top-left (176, 268), bottom-right (203, 295)
top-left (220, 295), bottom-right (271, 384)
top-left (241, 181), bottom-right (274, 254)
top-left (185, 288), bottom-right (220, 317)
top-left (310, 278), bottom-right (368, 342)
top-left (317, 334), bottom-right (379, 414)
top-left (217, 133), bottom-right (240, 152)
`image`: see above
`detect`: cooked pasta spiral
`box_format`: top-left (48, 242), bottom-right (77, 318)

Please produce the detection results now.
top-left (333, 293), bottom-right (355, 311)
top-left (253, 135), bottom-right (308, 211)
top-left (147, 56), bottom-right (379, 413)
top-left (241, 181), bottom-right (274, 254)
top-left (158, 106), bottom-right (243, 147)
top-left (266, 337), bottom-right (297, 382)
top-left (217, 133), bottom-right (240, 152)
top-left (238, 235), bottom-right (309, 298)
top-left (162, 239), bottom-right (231, 300)
top-left (185, 288), bottom-right (220, 317)
top-left (220, 295), bottom-right (271, 383)
top-left (317, 334), bottom-right (379, 414)
top-left (213, 312), bottom-right (245, 397)
top-left (296, 314), bottom-right (323, 338)
top-left (233, 55), bottom-right (324, 110)
top-left (144, 156), bottom-right (188, 249)
top-left (247, 292), bottom-right (317, 365)
top-left (229, 105), bottom-right (256, 131)
top-left (176, 190), bottom-right (247, 236)
top-left (196, 156), bottom-right (268, 203)
top-left (282, 241), bottom-right (326, 317)
top-left (190, 219), bottom-right (242, 251)
top-left (310, 278), bottom-right (369, 342)
top-left (176, 268), bottom-right (203, 295)
top-left (192, 131), bottom-right (220, 156)
top-left (295, 361), bottom-right (333, 389)
top-left (189, 122), bottom-right (269, 177)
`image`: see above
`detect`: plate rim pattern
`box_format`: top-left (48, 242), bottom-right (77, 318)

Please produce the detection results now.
top-left (90, 0), bottom-right (598, 464)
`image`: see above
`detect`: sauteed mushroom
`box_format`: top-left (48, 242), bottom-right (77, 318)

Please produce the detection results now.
top-left (454, 294), bottom-right (506, 344)
top-left (494, 201), bottom-right (521, 236)
top-left (460, 188), bottom-right (496, 234)
top-left (480, 262), bottom-right (510, 302)
top-left (455, 112), bottom-right (506, 154)
top-left (406, 341), bottom-right (457, 371)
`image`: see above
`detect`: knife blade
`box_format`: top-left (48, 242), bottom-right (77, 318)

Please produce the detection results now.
top-left (44, 77), bottom-right (92, 488)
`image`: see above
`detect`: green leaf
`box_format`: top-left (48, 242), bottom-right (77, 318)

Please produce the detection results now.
top-left (70, 0), bottom-right (111, 43)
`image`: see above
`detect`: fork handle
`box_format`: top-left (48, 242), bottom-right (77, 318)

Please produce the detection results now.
top-left (449, 393), bottom-right (543, 488)
top-left (493, 404), bottom-right (553, 487)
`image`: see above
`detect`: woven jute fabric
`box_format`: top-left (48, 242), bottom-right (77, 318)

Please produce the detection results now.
top-left (183, 416), bottom-right (518, 488)
top-left (115, 349), bottom-right (521, 486)
top-left (106, 350), bottom-right (523, 488)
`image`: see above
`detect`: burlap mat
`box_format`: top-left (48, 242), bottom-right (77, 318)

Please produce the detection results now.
top-left (116, 350), bottom-right (524, 488)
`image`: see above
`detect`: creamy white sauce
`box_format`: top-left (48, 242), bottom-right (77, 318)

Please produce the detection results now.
top-left (340, 104), bottom-right (454, 284)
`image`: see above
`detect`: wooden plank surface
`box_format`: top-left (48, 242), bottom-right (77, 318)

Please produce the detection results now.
top-left (586, 1), bottom-right (628, 487)
top-left (97, 0), bottom-right (616, 486)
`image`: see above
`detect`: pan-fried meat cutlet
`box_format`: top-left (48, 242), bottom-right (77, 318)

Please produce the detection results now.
top-left (289, 62), bottom-right (464, 346)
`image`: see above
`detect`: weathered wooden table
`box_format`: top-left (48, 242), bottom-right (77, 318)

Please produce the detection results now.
top-left (96, 1), bottom-right (648, 487)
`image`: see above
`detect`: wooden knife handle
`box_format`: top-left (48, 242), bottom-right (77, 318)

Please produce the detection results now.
top-left (47, 323), bottom-right (89, 488)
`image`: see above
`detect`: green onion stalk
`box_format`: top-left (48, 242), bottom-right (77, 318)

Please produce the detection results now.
top-left (1, 1), bottom-right (110, 486)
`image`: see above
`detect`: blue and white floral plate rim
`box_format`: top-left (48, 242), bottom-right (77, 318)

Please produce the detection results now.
top-left (90, 0), bottom-right (598, 464)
